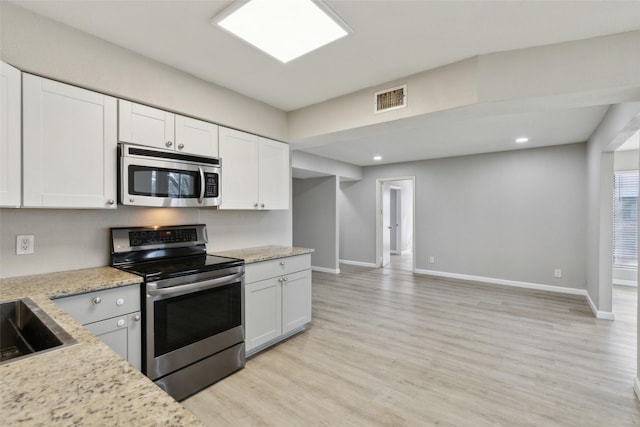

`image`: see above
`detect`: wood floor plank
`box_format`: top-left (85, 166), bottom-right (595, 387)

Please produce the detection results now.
top-left (183, 263), bottom-right (640, 426)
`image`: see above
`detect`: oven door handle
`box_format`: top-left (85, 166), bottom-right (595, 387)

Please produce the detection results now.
top-left (148, 272), bottom-right (244, 296)
top-left (198, 166), bottom-right (205, 204)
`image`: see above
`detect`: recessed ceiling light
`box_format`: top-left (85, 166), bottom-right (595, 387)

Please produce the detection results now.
top-left (214, 0), bottom-right (351, 64)
top-left (373, 155), bottom-right (382, 161)
top-left (515, 137), bottom-right (529, 143)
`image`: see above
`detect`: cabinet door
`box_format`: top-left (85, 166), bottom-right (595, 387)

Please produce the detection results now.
top-left (85, 312), bottom-right (142, 371)
top-left (258, 137), bottom-right (290, 210)
top-left (282, 269), bottom-right (312, 334)
top-left (0, 62), bottom-right (21, 207)
top-left (23, 75), bottom-right (117, 208)
top-left (175, 115), bottom-right (218, 156)
top-left (245, 278), bottom-right (282, 352)
top-left (118, 100), bottom-right (175, 150)
top-left (218, 126), bottom-right (259, 209)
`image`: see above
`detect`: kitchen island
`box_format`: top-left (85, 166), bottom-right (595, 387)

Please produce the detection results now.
top-left (0, 267), bottom-right (202, 426)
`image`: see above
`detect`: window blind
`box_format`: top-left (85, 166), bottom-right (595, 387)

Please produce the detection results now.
top-left (613, 170), bottom-right (638, 269)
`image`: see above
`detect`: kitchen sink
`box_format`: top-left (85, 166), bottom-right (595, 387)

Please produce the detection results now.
top-left (0, 298), bottom-right (77, 365)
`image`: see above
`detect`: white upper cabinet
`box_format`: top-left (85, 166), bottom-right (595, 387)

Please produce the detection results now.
top-left (118, 100), bottom-right (174, 150)
top-left (218, 127), bottom-right (289, 210)
top-left (23, 74), bottom-right (118, 209)
top-left (258, 136), bottom-right (290, 210)
top-left (175, 115), bottom-right (219, 157)
top-left (119, 100), bottom-right (218, 157)
top-left (219, 127), bottom-right (259, 209)
top-left (0, 62), bottom-right (21, 208)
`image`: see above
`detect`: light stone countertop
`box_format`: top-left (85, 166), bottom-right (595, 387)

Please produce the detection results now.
top-left (0, 267), bottom-right (202, 426)
top-left (211, 245), bottom-right (314, 263)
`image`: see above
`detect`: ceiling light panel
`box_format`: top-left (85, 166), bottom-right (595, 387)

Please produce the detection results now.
top-left (215, 0), bottom-right (350, 63)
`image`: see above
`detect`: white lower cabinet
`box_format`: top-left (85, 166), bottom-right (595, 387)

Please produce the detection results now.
top-left (54, 284), bottom-right (142, 370)
top-left (245, 254), bottom-right (312, 356)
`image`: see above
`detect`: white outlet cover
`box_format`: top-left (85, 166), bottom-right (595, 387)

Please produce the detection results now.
top-left (16, 235), bottom-right (35, 255)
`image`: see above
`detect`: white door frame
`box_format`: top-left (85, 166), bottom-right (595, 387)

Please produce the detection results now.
top-left (375, 176), bottom-right (416, 270)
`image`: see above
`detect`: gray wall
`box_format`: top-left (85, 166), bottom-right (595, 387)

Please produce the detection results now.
top-left (0, 207), bottom-right (291, 278)
top-left (340, 143), bottom-right (587, 289)
top-left (292, 177), bottom-right (338, 271)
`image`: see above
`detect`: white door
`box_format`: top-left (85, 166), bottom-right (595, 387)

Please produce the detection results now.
top-left (0, 61), bottom-right (21, 207)
top-left (282, 270), bottom-right (312, 334)
top-left (382, 182), bottom-right (391, 266)
top-left (218, 126), bottom-right (259, 209)
top-left (258, 137), bottom-right (289, 210)
top-left (23, 74), bottom-right (118, 208)
top-left (390, 187), bottom-right (402, 254)
top-left (118, 100), bottom-right (174, 150)
top-left (245, 278), bottom-right (282, 351)
top-left (175, 115), bottom-right (218, 156)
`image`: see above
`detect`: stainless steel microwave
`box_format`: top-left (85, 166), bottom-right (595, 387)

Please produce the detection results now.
top-left (118, 143), bottom-right (221, 207)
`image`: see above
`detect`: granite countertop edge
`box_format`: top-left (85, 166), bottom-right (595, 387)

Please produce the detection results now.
top-left (0, 266), bottom-right (202, 425)
top-left (211, 245), bottom-right (315, 264)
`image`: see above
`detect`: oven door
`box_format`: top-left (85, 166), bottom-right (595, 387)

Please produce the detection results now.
top-left (145, 268), bottom-right (244, 381)
top-left (120, 146), bottom-right (220, 208)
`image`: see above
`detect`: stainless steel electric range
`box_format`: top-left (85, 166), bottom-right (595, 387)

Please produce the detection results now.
top-left (110, 224), bottom-right (245, 401)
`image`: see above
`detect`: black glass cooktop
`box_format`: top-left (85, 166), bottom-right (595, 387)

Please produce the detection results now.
top-left (117, 254), bottom-right (244, 281)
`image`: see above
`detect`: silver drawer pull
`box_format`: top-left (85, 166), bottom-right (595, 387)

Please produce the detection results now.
top-left (92, 297), bottom-right (102, 305)
top-left (133, 314), bottom-right (141, 322)
top-left (280, 261), bottom-right (285, 266)
top-left (116, 319), bottom-right (126, 327)
top-left (116, 298), bottom-right (124, 306)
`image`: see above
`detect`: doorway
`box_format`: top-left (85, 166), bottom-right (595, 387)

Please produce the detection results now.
top-left (376, 177), bottom-right (415, 272)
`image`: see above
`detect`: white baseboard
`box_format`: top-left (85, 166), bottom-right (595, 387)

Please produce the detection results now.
top-left (339, 259), bottom-right (377, 268)
top-left (414, 269), bottom-right (615, 320)
top-left (583, 292), bottom-right (616, 320)
top-left (634, 377), bottom-right (640, 402)
top-left (311, 266), bottom-right (340, 274)
top-left (613, 279), bottom-right (637, 287)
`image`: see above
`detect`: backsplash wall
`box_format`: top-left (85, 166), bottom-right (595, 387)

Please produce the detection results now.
top-left (0, 207), bottom-right (291, 278)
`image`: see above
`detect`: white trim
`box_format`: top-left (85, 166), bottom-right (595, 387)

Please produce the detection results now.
top-left (339, 259), bottom-right (377, 268)
top-left (414, 269), bottom-right (616, 320)
top-left (634, 377), bottom-right (640, 402)
top-left (311, 266), bottom-right (340, 274)
top-left (584, 292), bottom-right (616, 320)
top-left (613, 279), bottom-right (638, 287)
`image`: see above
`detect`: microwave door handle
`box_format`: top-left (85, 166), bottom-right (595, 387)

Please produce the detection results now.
top-left (198, 166), bottom-right (205, 203)
top-left (148, 272), bottom-right (245, 296)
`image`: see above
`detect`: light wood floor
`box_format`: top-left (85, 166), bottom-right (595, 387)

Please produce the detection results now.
top-left (183, 265), bottom-right (640, 426)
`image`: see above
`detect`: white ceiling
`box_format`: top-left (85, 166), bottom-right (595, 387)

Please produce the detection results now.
top-left (12, 0), bottom-right (640, 168)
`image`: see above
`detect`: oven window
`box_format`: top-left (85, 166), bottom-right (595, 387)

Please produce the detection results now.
top-left (129, 166), bottom-right (197, 198)
top-left (153, 283), bottom-right (241, 356)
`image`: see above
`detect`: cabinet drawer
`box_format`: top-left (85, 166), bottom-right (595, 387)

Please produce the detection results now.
top-left (54, 284), bottom-right (141, 325)
top-left (245, 254), bottom-right (310, 283)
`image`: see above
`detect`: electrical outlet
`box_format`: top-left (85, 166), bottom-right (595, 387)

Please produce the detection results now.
top-left (429, 256), bottom-right (435, 264)
top-left (554, 269), bottom-right (562, 279)
top-left (16, 235), bottom-right (35, 255)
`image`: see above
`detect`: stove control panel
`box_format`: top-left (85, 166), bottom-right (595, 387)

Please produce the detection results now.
top-left (129, 228), bottom-right (197, 247)
top-left (111, 224), bottom-right (207, 253)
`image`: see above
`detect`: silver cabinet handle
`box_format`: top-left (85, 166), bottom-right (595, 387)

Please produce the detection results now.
top-left (278, 277), bottom-right (283, 283)
top-left (116, 319), bottom-right (126, 327)
top-left (260, 203), bottom-right (265, 208)
top-left (107, 199), bottom-right (115, 205)
top-left (92, 297), bottom-right (102, 305)
top-left (283, 277), bottom-right (288, 282)
top-left (116, 298), bottom-right (124, 306)
top-left (177, 143), bottom-right (184, 150)
top-left (166, 141), bottom-right (173, 148)
top-left (133, 314), bottom-right (141, 321)
top-left (254, 203), bottom-right (259, 208)
top-left (280, 261), bottom-right (285, 266)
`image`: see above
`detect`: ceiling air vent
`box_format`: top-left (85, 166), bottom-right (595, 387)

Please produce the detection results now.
top-left (374, 84), bottom-right (407, 114)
